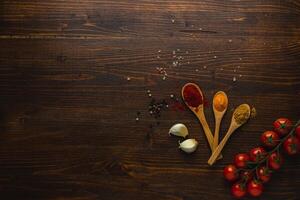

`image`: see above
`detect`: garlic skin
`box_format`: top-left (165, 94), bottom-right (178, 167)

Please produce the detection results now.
top-left (178, 139), bottom-right (198, 153)
top-left (169, 123), bottom-right (189, 138)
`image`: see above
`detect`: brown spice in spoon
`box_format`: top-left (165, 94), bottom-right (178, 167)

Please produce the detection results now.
top-left (234, 104), bottom-right (250, 125)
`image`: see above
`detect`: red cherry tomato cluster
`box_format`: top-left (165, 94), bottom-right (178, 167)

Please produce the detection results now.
top-left (224, 118), bottom-right (300, 198)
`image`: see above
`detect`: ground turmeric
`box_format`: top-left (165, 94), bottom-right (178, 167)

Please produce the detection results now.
top-left (213, 92), bottom-right (228, 112)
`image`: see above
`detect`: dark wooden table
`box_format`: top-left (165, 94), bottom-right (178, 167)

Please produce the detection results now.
top-left (1, 1), bottom-right (300, 199)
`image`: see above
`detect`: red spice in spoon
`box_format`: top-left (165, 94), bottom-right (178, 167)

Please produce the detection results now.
top-left (183, 84), bottom-right (203, 107)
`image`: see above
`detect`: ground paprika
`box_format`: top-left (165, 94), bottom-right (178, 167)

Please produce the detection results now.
top-left (183, 84), bottom-right (203, 107)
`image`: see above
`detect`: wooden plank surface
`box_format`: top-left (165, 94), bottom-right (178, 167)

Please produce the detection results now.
top-left (0, 0), bottom-right (300, 199)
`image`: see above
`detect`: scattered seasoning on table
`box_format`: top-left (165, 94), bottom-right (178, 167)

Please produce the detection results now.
top-left (171, 101), bottom-right (186, 111)
top-left (250, 107), bottom-right (257, 118)
top-left (203, 97), bottom-right (210, 108)
top-left (182, 84), bottom-right (203, 107)
top-left (136, 90), bottom-right (187, 125)
top-left (172, 61), bottom-right (178, 67)
top-left (166, 94), bottom-right (185, 111)
top-left (156, 67), bottom-right (168, 80)
top-left (135, 111), bottom-right (141, 122)
top-left (148, 98), bottom-right (168, 119)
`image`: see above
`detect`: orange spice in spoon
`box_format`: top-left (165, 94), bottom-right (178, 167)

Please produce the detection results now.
top-left (213, 92), bottom-right (228, 112)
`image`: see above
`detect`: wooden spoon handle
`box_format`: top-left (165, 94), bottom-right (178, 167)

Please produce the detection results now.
top-left (213, 118), bottom-right (221, 150)
top-left (197, 109), bottom-right (223, 159)
top-left (208, 125), bottom-right (236, 165)
top-left (197, 110), bottom-right (214, 150)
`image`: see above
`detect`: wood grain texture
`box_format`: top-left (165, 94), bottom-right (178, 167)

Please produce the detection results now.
top-left (0, 0), bottom-right (300, 199)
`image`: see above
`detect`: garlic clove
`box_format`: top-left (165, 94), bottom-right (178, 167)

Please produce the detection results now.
top-left (169, 123), bottom-right (189, 138)
top-left (178, 139), bottom-right (198, 153)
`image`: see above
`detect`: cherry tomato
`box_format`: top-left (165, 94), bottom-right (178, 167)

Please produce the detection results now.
top-left (268, 152), bottom-right (283, 170)
top-left (234, 153), bottom-right (250, 168)
top-left (260, 131), bottom-right (279, 148)
top-left (296, 125), bottom-right (300, 140)
top-left (273, 118), bottom-right (292, 137)
top-left (247, 180), bottom-right (263, 197)
top-left (249, 147), bottom-right (266, 162)
top-left (224, 164), bottom-right (239, 181)
top-left (240, 171), bottom-right (253, 182)
top-left (283, 136), bottom-right (300, 155)
top-left (231, 183), bottom-right (246, 199)
top-left (257, 166), bottom-right (271, 183)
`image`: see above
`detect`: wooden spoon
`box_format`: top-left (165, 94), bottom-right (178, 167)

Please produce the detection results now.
top-left (208, 104), bottom-right (251, 166)
top-left (212, 91), bottom-right (228, 150)
top-left (181, 83), bottom-right (215, 152)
